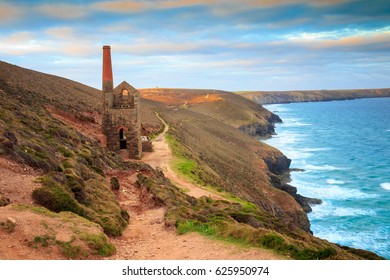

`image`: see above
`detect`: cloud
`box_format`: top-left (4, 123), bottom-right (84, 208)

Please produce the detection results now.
top-left (35, 3), bottom-right (89, 19)
top-left (0, 3), bottom-right (24, 24)
top-left (62, 44), bottom-right (98, 56)
top-left (92, 0), bottom-right (356, 14)
top-left (284, 27), bottom-right (390, 50)
top-left (46, 27), bottom-right (76, 40)
top-left (0, 31), bottom-right (54, 56)
top-left (0, 28), bottom-right (97, 57)
top-left (92, 0), bottom-right (149, 13)
top-left (112, 39), bottom-right (228, 55)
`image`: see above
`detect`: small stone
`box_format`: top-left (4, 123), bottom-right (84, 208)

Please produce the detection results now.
top-left (7, 217), bottom-right (16, 225)
top-left (0, 195), bottom-right (11, 207)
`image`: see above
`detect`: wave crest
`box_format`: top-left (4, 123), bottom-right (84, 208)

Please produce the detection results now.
top-left (380, 182), bottom-right (390, 191)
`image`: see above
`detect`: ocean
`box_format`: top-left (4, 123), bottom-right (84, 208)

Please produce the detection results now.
top-left (263, 98), bottom-right (390, 259)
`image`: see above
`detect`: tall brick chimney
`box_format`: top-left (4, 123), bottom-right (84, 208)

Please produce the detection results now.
top-left (102, 45), bottom-right (113, 83)
top-left (102, 45), bottom-right (113, 109)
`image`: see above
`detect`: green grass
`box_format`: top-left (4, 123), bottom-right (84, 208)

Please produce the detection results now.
top-left (165, 133), bottom-right (202, 184)
top-left (177, 220), bottom-right (217, 236)
top-left (80, 233), bottom-right (116, 256)
top-left (176, 219), bottom-right (337, 260)
top-left (57, 241), bottom-right (83, 259)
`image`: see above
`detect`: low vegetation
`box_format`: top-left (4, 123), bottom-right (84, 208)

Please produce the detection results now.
top-left (3, 205), bottom-right (116, 259)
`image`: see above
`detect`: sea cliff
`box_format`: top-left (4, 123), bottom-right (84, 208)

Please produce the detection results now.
top-left (237, 88), bottom-right (390, 104)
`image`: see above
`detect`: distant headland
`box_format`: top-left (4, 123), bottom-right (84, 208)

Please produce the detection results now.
top-left (236, 88), bottom-right (390, 104)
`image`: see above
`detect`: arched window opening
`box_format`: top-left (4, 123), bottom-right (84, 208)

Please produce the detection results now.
top-left (122, 89), bottom-right (129, 96)
top-left (119, 128), bottom-right (127, 149)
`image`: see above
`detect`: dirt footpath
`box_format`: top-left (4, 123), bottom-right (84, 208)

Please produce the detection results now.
top-left (104, 171), bottom-right (280, 260)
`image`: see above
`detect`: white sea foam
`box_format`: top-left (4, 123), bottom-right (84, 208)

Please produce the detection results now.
top-left (327, 179), bottom-right (345, 185)
top-left (310, 225), bottom-right (387, 254)
top-left (278, 117), bottom-right (311, 127)
top-left (300, 147), bottom-right (331, 152)
top-left (310, 204), bottom-right (376, 219)
top-left (263, 104), bottom-right (289, 112)
top-left (268, 131), bottom-right (304, 145)
top-left (303, 164), bottom-right (346, 171)
top-left (280, 122), bottom-right (312, 127)
top-left (284, 150), bottom-right (312, 160)
top-left (294, 182), bottom-right (377, 200)
top-left (380, 182), bottom-right (390, 191)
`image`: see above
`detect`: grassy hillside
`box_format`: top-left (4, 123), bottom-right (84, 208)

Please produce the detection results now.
top-left (0, 61), bottom-right (130, 238)
top-left (0, 61), bottom-right (384, 259)
top-left (237, 89), bottom-right (390, 104)
top-left (140, 88), bottom-right (281, 137)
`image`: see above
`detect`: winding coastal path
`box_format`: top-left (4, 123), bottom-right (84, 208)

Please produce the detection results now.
top-left (142, 113), bottom-right (224, 200)
top-left (106, 114), bottom-right (282, 260)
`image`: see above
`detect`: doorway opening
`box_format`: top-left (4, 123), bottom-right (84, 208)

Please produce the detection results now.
top-left (119, 128), bottom-right (127, 149)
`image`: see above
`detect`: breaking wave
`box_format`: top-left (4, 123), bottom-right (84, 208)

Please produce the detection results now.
top-left (303, 164), bottom-right (346, 171)
top-left (327, 179), bottom-right (345, 185)
top-left (380, 182), bottom-right (390, 191)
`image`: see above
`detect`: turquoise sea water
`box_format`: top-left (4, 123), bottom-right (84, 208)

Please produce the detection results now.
top-left (263, 98), bottom-right (390, 259)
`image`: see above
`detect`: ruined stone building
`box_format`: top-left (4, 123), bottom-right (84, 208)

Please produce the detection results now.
top-left (102, 45), bottom-right (142, 159)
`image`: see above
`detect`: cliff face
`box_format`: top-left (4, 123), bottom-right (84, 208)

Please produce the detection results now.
top-left (239, 122), bottom-right (275, 137)
top-left (237, 88), bottom-right (390, 105)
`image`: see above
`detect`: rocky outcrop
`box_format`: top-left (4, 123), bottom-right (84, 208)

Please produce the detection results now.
top-left (268, 172), bottom-right (322, 215)
top-left (263, 154), bottom-right (291, 175)
top-left (280, 184), bottom-right (322, 213)
top-left (266, 112), bottom-right (282, 124)
top-left (239, 122), bottom-right (275, 138)
top-left (239, 112), bottom-right (282, 138)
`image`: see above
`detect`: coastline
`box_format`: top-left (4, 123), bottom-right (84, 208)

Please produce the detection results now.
top-left (261, 98), bottom-right (390, 259)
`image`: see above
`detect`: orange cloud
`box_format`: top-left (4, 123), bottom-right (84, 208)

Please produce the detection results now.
top-left (36, 3), bottom-right (88, 19)
top-left (46, 27), bottom-right (76, 40)
top-left (0, 3), bottom-right (23, 24)
top-left (286, 29), bottom-right (390, 50)
top-left (92, 0), bottom-right (355, 14)
top-left (92, 1), bottom-right (148, 13)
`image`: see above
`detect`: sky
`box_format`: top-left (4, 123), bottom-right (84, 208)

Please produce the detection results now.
top-left (0, 0), bottom-right (389, 91)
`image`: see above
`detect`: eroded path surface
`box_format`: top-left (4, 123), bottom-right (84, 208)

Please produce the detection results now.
top-left (105, 171), bottom-right (281, 260)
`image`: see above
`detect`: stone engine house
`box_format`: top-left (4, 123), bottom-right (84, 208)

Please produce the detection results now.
top-left (102, 45), bottom-right (142, 159)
